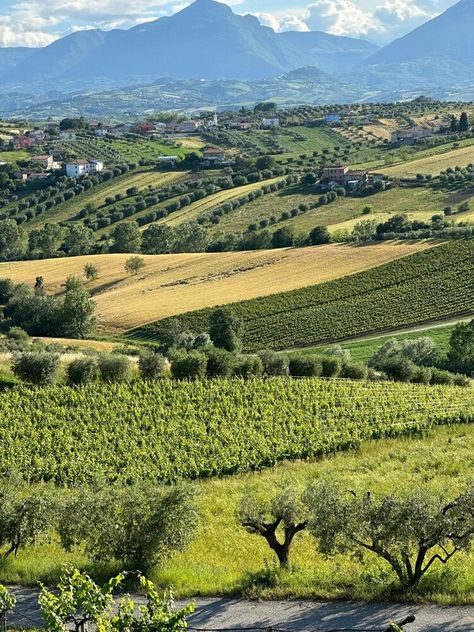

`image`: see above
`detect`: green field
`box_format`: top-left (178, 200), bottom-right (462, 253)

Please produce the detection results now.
top-left (0, 149), bottom-right (30, 162)
top-left (133, 240), bottom-right (474, 350)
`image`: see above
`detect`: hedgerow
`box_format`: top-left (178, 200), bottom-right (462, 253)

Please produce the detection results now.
top-left (0, 378), bottom-right (473, 486)
top-left (132, 240), bottom-right (474, 350)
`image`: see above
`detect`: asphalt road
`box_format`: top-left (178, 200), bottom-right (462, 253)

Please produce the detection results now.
top-left (7, 588), bottom-right (474, 631)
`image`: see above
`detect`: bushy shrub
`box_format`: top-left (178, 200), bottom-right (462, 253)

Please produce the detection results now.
top-left (453, 373), bottom-right (471, 387)
top-left (340, 362), bottom-right (368, 380)
top-left (98, 353), bottom-right (132, 383)
top-left (321, 356), bottom-right (342, 377)
top-left (11, 351), bottom-right (60, 386)
top-left (288, 355), bottom-right (322, 377)
top-left (380, 355), bottom-right (416, 382)
top-left (171, 351), bottom-right (207, 380)
top-left (138, 351), bottom-right (167, 380)
top-left (233, 355), bottom-right (264, 378)
top-left (67, 356), bottom-right (99, 386)
top-left (411, 366), bottom-right (432, 384)
top-left (430, 367), bottom-right (455, 385)
top-left (258, 350), bottom-right (289, 376)
top-left (204, 347), bottom-right (235, 378)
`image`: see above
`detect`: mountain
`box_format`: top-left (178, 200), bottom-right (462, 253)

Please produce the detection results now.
top-left (0, 0), bottom-right (376, 91)
top-left (278, 31), bottom-right (377, 76)
top-left (0, 47), bottom-right (36, 74)
top-left (359, 0), bottom-right (474, 90)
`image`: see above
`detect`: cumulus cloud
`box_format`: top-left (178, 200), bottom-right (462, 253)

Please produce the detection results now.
top-left (0, 15), bottom-right (57, 46)
top-left (302, 0), bottom-right (435, 43)
top-left (253, 12), bottom-right (309, 32)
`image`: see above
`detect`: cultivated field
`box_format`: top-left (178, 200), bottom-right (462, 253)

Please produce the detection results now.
top-left (2, 242), bottom-right (432, 333)
top-left (383, 144), bottom-right (474, 177)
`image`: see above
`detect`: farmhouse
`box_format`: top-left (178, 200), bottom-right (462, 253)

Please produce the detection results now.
top-left (32, 154), bottom-right (55, 170)
top-left (66, 159), bottom-right (104, 178)
top-left (178, 121), bottom-right (201, 133)
top-left (391, 126), bottom-right (432, 145)
top-left (322, 165), bottom-right (368, 187)
top-left (202, 147), bottom-right (227, 163)
top-left (12, 135), bottom-right (35, 149)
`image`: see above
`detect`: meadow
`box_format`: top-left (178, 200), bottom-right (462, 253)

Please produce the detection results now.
top-left (382, 143), bottom-right (474, 177)
top-left (3, 422), bottom-right (474, 601)
top-left (2, 242), bottom-right (429, 334)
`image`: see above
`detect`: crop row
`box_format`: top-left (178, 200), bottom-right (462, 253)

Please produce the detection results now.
top-left (133, 240), bottom-right (474, 350)
top-left (1, 378), bottom-right (473, 486)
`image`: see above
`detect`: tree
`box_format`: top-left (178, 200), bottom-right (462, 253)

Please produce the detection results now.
top-left (125, 255), bottom-right (145, 275)
top-left (98, 354), bottom-right (132, 383)
top-left (301, 173), bottom-right (317, 186)
top-left (84, 263), bottom-right (98, 282)
top-left (351, 219), bottom-right (378, 243)
top-left (255, 155), bottom-right (275, 171)
top-left (0, 481), bottom-right (59, 557)
top-left (67, 357), bottom-right (99, 386)
top-left (307, 482), bottom-right (474, 589)
top-left (448, 319), bottom-right (474, 374)
top-left (64, 225), bottom-right (95, 256)
top-left (11, 352), bottom-right (60, 386)
top-left (209, 308), bottom-right (243, 352)
top-left (272, 227), bottom-right (294, 248)
top-left (239, 488), bottom-right (307, 569)
top-left (0, 219), bottom-right (27, 261)
top-left (204, 347), bottom-right (235, 377)
top-left (450, 115), bottom-right (458, 132)
top-left (138, 351), bottom-right (167, 380)
top-left (111, 221), bottom-right (141, 253)
top-left (459, 112), bottom-right (470, 133)
top-left (171, 351), bottom-right (207, 379)
top-left (257, 349), bottom-right (289, 376)
top-left (28, 224), bottom-right (65, 258)
top-left (141, 224), bottom-right (175, 254)
top-left (309, 225), bottom-right (330, 245)
top-left (59, 486), bottom-right (198, 572)
top-left (62, 277), bottom-right (96, 338)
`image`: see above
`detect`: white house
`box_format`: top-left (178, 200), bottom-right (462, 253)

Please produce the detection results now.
top-left (261, 118), bottom-right (280, 129)
top-left (66, 159), bottom-right (104, 178)
top-left (60, 131), bottom-right (76, 141)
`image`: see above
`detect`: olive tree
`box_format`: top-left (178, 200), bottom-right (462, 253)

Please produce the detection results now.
top-left (59, 485), bottom-right (198, 572)
top-left (11, 352), bottom-right (60, 386)
top-left (239, 487), bottom-right (307, 569)
top-left (307, 481), bottom-right (474, 589)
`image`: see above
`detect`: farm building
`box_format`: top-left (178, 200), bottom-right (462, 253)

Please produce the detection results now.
top-left (66, 159), bottom-right (104, 178)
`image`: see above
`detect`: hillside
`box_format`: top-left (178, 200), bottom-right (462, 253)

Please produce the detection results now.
top-left (133, 240), bottom-right (474, 350)
top-left (0, 0), bottom-right (376, 91)
top-left (1, 242), bottom-right (430, 334)
top-left (359, 0), bottom-right (474, 91)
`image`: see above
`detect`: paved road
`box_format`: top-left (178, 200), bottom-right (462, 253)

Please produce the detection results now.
top-left (7, 588), bottom-right (474, 631)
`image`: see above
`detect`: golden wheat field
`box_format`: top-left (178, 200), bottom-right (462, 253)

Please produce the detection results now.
top-left (1, 242), bottom-right (433, 334)
top-left (382, 144), bottom-right (474, 177)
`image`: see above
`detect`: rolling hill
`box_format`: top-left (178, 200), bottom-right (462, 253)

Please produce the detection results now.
top-left (1, 242), bottom-right (431, 334)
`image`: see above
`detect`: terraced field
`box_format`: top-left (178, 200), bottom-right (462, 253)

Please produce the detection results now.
top-left (2, 242), bottom-right (431, 333)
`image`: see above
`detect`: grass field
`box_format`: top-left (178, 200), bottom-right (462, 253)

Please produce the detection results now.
top-left (3, 424), bottom-right (474, 602)
top-left (0, 149), bottom-right (30, 162)
top-left (295, 317), bottom-right (466, 363)
top-left (154, 177), bottom-right (285, 228)
top-left (28, 169), bottom-right (185, 228)
top-left (213, 185), bottom-right (468, 239)
top-left (1, 242), bottom-right (432, 334)
top-left (382, 144), bottom-right (474, 177)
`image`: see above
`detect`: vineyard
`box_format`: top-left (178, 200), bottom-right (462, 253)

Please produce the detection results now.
top-left (133, 240), bottom-right (474, 349)
top-left (0, 378), bottom-right (473, 486)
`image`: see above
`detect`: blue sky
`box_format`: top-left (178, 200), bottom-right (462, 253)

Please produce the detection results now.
top-left (0, 0), bottom-right (458, 48)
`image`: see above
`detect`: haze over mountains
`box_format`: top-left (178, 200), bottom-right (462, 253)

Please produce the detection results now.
top-left (0, 0), bottom-right (472, 110)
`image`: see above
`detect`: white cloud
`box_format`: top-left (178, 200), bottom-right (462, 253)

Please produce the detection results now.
top-left (0, 15), bottom-right (57, 46)
top-left (252, 12), bottom-right (309, 32)
top-left (301, 0), bottom-right (435, 43)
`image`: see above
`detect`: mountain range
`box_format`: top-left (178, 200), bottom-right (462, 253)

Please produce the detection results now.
top-left (0, 0), bottom-right (473, 108)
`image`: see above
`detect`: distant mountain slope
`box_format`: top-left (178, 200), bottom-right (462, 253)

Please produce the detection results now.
top-left (359, 0), bottom-right (474, 89)
top-left (0, 48), bottom-right (36, 74)
top-left (0, 0), bottom-right (376, 90)
top-left (279, 31), bottom-right (378, 75)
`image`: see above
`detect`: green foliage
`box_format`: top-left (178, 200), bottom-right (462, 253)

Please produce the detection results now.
top-left (84, 263), bottom-right (99, 282)
top-left (98, 354), bottom-right (132, 383)
top-left (138, 351), bottom-right (167, 380)
top-left (307, 482), bottom-right (474, 588)
top-left (59, 486), bottom-right (198, 572)
top-left (0, 379), bottom-right (473, 486)
top-left (257, 350), bottom-right (289, 376)
top-left (39, 566), bottom-right (125, 632)
top-left (0, 584), bottom-right (16, 614)
top-left (209, 308), bottom-right (242, 352)
top-left (448, 319), bottom-right (474, 375)
top-left (11, 351), bottom-right (60, 386)
top-left (288, 355), bottom-right (322, 377)
top-left (204, 347), bottom-right (235, 377)
top-left (309, 225), bottom-right (330, 245)
top-left (171, 351), bottom-right (207, 379)
top-left (111, 221), bottom-right (141, 253)
top-left (62, 277), bottom-right (96, 338)
top-left (137, 241), bottom-right (474, 351)
top-left (67, 356), bottom-right (99, 386)
top-left (125, 256), bottom-right (145, 276)
top-left (233, 355), bottom-right (264, 378)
